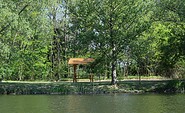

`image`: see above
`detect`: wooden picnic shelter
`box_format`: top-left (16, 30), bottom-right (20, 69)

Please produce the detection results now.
top-left (68, 58), bottom-right (95, 82)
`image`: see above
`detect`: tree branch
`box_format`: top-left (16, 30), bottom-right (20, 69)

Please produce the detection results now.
top-left (0, 4), bottom-right (29, 34)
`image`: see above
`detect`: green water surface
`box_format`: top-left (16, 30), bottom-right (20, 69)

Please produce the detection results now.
top-left (0, 94), bottom-right (184, 113)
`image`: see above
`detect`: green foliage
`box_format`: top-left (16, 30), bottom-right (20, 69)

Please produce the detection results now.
top-left (68, 0), bottom-right (155, 84)
top-left (1, 0), bottom-right (185, 82)
top-left (153, 0), bottom-right (185, 77)
top-left (160, 80), bottom-right (185, 93)
top-left (174, 58), bottom-right (185, 78)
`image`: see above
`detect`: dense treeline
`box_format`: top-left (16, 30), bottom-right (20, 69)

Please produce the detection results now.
top-left (0, 0), bottom-right (185, 84)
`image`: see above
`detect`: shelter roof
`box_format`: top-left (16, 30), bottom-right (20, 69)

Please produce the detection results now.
top-left (68, 58), bottom-right (94, 65)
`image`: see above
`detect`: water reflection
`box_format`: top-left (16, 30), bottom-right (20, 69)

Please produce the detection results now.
top-left (0, 95), bottom-right (51, 113)
top-left (0, 94), bottom-right (185, 113)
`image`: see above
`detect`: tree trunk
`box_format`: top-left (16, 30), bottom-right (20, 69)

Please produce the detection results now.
top-left (111, 46), bottom-right (117, 84)
top-left (111, 60), bottom-right (117, 85)
top-left (51, 8), bottom-right (61, 81)
top-left (109, 0), bottom-right (117, 85)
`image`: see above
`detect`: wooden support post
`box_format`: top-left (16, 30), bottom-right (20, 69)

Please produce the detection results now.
top-left (89, 73), bottom-right (94, 82)
top-left (73, 64), bottom-right (77, 82)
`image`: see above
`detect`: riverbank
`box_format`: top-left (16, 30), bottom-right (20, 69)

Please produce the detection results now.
top-left (0, 80), bottom-right (184, 95)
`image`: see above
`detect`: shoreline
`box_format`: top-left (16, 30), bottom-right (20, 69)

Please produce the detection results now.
top-left (0, 79), bottom-right (184, 95)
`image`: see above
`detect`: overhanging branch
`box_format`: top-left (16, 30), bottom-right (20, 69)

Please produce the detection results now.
top-left (0, 4), bottom-right (29, 34)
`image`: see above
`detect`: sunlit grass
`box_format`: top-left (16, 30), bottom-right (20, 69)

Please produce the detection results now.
top-left (118, 75), bottom-right (167, 80)
top-left (1, 75), bottom-right (169, 83)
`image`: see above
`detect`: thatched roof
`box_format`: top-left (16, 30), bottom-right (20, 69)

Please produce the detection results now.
top-left (68, 58), bottom-right (94, 65)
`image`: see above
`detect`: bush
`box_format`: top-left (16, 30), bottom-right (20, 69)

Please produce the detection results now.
top-left (174, 59), bottom-right (185, 78)
top-left (162, 80), bottom-right (185, 93)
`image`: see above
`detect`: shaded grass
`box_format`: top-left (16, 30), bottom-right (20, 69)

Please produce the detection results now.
top-left (0, 80), bottom-right (184, 95)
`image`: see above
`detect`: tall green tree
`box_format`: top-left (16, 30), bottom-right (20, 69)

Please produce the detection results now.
top-left (155, 0), bottom-right (185, 77)
top-left (69, 0), bottom-right (154, 84)
top-left (47, 0), bottom-right (71, 80)
top-left (0, 0), bottom-right (52, 80)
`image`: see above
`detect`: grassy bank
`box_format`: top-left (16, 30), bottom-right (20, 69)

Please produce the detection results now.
top-left (0, 80), bottom-right (185, 95)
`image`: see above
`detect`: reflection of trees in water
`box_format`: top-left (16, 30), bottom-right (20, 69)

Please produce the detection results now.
top-left (0, 96), bottom-right (50, 113)
top-left (1, 95), bottom-right (185, 113)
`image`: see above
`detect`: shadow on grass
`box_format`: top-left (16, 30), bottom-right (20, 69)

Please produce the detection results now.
top-left (0, 80), bottom-right (184, 95)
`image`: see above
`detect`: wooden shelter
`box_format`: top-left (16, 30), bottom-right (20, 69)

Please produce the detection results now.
top-left (68, 58), bottom-right (95, 82)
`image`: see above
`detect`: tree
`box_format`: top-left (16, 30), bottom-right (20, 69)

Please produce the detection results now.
top-left (0, 0), bottom-right (52, 80)
top-left (47, 0), bottom-right (72, 81)
top-left (155, 0), bottom-right (185, 77)
top-left (69, 0), bottom-right (154, 84)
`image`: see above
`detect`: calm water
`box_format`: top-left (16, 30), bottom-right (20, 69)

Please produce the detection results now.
top-left (0, 94), bottom-right (185, 113)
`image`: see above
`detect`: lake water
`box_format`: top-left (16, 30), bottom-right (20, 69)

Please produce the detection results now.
top-left (0, 94), bottom-right (185, 113)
